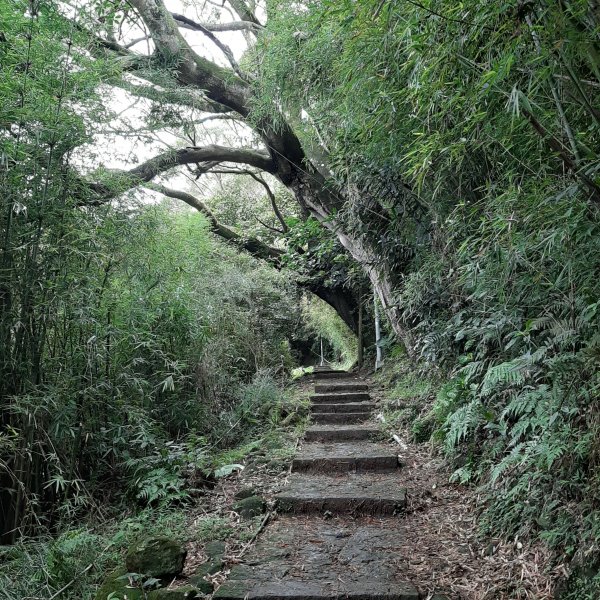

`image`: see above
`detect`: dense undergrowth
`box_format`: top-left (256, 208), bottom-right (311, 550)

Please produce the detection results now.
top-left (0, 4), bottom-right (348, 594)
top-left (4, 0), bottom-right (600, 596)
top-left (377, 345), bottom-right (600, 597)
top-left (0, 354), bottom-right (308, 600)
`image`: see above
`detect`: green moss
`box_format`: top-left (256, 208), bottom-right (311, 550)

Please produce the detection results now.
top-left (125, 537), bottom-right (186, 578)
top-left (188, 575), bottom-right (213, 594)
top-left (95, 568), bottom-right (144, 600)
top-left (195, 517), bottom-right (235, 542)
top-left (232, 496), bottom-right (266, 519)
top-left (148, 585), bottom-right (199, 600)
top-left (411, 413), bottom-right (436, 442)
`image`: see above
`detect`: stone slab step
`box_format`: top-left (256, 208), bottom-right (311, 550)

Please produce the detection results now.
top-left (305, 424), bottom-right (380, 442)
top-left (311, 401), bottom-right (375, 414)
top-left (276, 473), bottom-right (407, 516)
top-left (292, 442), bottom-right (399, 473)
top-left (311, 412), bottom-right (370, 425)
top-left (214, 516), bottom-right (419, 600)
top-left (314, 382), bottom-right (369, 393)
top-left (310, 392), bottom-right (371, 403)
top-left (313, 370), bottom-right (357, 380)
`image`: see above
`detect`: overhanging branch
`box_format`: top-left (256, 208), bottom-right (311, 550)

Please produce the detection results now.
top-left (170, 13), bottom-right (247, 80)
top-left (227, 0), bottom-right (261, 26)
top-left (87, 145), bottom-right (275, 200)
top-left (114, 80), bottom-right (233, 113)
top-left (129, 0), bottom-right (250, 115)
top-left (126, 145), bottom-right (273, 183)
top-left (151, 185), bottom-right (283, 263)
top-left (146, 185), bottom-right (358, 334)
top-left (171, 14), bottom-right (262, 32)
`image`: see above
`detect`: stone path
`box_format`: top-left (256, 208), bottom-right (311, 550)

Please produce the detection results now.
top-left (215, 369), bottom-right (445, 600)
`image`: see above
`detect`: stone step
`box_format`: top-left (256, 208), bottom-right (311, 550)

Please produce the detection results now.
top-left (276, 473), bottom-right (407, 516)
top-left (314, 382), bottom-right (369, 393)
top-left (305, 424), bottom-right (380, 442)
top-left (310, 392), bottom-right (371, 403)
top-left (292, 442), bottom-right (399, 473)
top-left (213, 516), bottom-right (419, 600)
top-left (311, 401), bottom-right (375, 414)
top-left (313, 370), bottom-right (356, 380)
top-left (311, 412), bottom-right (370, 425)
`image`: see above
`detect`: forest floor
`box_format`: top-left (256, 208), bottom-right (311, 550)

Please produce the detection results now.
top-left (172, 372), bottom-right (556, 600)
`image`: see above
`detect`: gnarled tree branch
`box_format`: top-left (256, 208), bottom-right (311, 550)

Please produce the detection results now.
top-left (246, 172), bottom-right (289, 233)
top-left (170, 13), bottom-right (247, 80)
top-left (151, 185), bottom-right (284, 263)
top-left (171, 14), bottom-right (262, 32)
top-left (227, 0), bottom-right (261, 26)
top-left (129, 0), bottom-right (250, 114)
top-left (87, 145), bottom-right (275, 200)
top-left (114, 80), bottom-right (233, 113)
top-left (148, 186), bottom-right (359, 334)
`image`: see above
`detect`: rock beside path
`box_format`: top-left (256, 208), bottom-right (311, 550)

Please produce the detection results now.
top-left (125, 536), bottom-right (187, 579)
top-left (233, 495), bottom-right (266, 518)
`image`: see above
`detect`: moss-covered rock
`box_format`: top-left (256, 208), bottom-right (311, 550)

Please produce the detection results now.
top-left (233, 487), bottom-right (256, 501)
top-left (232, 495), bottom-right (265, 519)
top-left (125, 536), bottom-right (186, 578)
top-left (194, 558), bottom-right (223, 579)
top-left (204, 541), bottom-right (226, 559)
top-left (95, 567), bottom-right (145, 600)
top-left (188, 543), bottom-right (224, 595)
top-left (188, 574), bottom-right (213, 594)
top-left (148, 585), bottom-right (199, 600)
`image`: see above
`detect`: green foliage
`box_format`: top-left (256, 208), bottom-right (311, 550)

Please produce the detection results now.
top-left (1, 195), bottom-right (298, 536)
top-left (46, 529), bottom-right (108, 589)
top-left (302, 295), bottom-right (357, 369)
top-left (377, 352), bottom-right (439, 441)
top-left (195, 517), bottom-right (234, 542)
top-left (0, 509), bottom-right (188, 600)
top-left (255, 0), bottom-right (600, 585)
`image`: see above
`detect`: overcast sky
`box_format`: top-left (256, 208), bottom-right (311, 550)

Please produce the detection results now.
top-left (78, 0), bottom-right (263, 202)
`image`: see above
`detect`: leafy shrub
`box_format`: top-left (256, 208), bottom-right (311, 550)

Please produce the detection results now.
top-left (255, 1), bottom-right (600, 587)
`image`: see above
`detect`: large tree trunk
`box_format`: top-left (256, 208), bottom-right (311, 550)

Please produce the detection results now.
top-left (290, 176), bottom-right (414, 354)
top-left (85, 0), bottom-right (409, 350)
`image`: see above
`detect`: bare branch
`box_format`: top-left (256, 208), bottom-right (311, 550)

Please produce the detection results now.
top-left (207, 167), bottom-right (289, 232)
top-left (256, 217), bottom-right (285, 234)
top-left (87, 145), bottom-right (275, 201)
top-left (114, 80), bottom-right (232, 113)
top-left (171, 13), bottom-right (261, 32)
top-left (124, 35), bottom-right (152, 49)
top-left (133, 145), bottom-right (262, 178)
top-left (247, 172), bottom-right (289, 233)
top-left (128, 0), bottom-right (250, 115)
top-left (170, 14), bottom-right (247, 80)
top-left (227, 0), bottom-right (262, 26)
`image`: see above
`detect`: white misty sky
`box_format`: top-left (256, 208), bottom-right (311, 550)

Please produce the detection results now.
top-left (78, 0), bottom-right (265, 201)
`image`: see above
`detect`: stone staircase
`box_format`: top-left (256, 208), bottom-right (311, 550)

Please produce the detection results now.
top-left (215, 368), bottom-right (432, 600)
